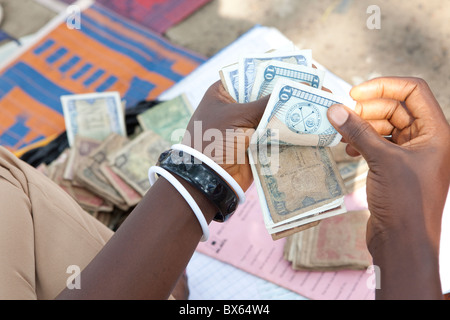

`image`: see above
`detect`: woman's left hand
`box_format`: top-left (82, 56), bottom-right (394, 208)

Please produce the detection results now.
top-left (182, 81), bottom-right (269, 191)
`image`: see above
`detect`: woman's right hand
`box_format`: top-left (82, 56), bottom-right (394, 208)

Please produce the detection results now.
top-left (327, 77), bottom-right (450, 299)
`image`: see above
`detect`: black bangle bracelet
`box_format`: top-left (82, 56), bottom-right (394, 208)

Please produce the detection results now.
top-left (157, 149), bottom-right (238, 223)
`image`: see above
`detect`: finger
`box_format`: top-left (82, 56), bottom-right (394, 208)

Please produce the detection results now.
top-left (350, 77), bottom-right (444, 120)
top-left (215, 80), bottom-right (238, 104)
top-left (365, 119), bottom-right (395, 136)
top-left (346, 144), bottom-right (361, 157)
top-left (236, 95), bottom-right (271, 128)
top-left (203, 80), bottom-right (237, 105)
top-left (354, 98), bottom-right (414, 130)
top-left (327, 104), bottom-right (390, 164)
top-left (322, 86), bottom-right (332, 94)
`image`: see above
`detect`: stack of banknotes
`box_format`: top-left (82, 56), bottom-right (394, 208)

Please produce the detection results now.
top-left (37, 92), bottom-right (193, 230)
top-left (220, 45), bottom-right (360, 240)
top-left (283, 210), bottom-right (372, 271)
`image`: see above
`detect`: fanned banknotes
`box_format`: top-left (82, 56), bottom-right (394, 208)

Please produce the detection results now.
top-left (219, 63), bottom-right (240, 102)
top-left (250, 61), bottom-right (325, 101)
top-left (220, 48), bottom-right (349, 240)
top-left (238, 49), bottom-right (312, 103)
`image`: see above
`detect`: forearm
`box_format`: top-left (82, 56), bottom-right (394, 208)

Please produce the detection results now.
top-left (369, 219), bottom-right (443, 300)
top-left (56, 176), bottom-right (216, 300)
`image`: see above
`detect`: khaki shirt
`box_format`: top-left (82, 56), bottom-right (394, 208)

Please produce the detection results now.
top-left (0, 147), bottom-right (113, 299)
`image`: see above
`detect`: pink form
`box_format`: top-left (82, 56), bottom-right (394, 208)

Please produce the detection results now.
top-left (196, 183), bottom-right (375, 300)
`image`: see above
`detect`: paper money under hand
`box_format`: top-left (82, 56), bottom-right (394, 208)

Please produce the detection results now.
top-left (252, 77), bottom-right (348, 239)
top-left (337, 160), bottom-right (369, 193)
top-left (61, 92), bottom-right (127, 147)
top-left (249, 145), bottom-right (347, 240)
top-left (220, 48), bottom-right (350, 240)
top-left (284, 210), bottom-right (372, 271)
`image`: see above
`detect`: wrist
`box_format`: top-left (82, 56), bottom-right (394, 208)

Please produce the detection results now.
top-left (368, 224), bottom-right (442, 299)
top-left (152, 170), bottom-right (217, 223)
top-left (170, 173), bottom-right (218, 222)
top-left (171, 144), bottom-right (246, 205)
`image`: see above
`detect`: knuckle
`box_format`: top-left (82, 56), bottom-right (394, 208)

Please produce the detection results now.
top-left (409, 77), bottom-right (430, 92)
top-left (216, 82), bottom-right (236, 103)
top-left (410, 77), bottom-right (427, 86)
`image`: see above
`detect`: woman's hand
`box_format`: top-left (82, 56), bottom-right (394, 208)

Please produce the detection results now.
top-left (182, 81), bottom-right (269, 191)
top-left (327, 77), bottom-right (450, 299)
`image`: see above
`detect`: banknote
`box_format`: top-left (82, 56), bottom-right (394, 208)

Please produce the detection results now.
top-left (100, 163), bottom-right (142, 207)
top-left (256, 78), bottom-right (346, 148)
top-left (61, 92), bottom-right (127, 147)
top-left (109, 130), bottom-right (170, 196)
top-left (284, 210), bottom-right (372, 271)
top-left (49, 149), bottom-right (113, 213)
top-left (137, 94), bottom-right (193, 143)
top-left (330, 142), bottom-right (361, 163)
top-left (75, 134), bottom-right (131, 209)
top-left (337, 160), bottom-right (369, 193)
top-left (63, 136), bottom-right (102, 181)
top-left (249, 145), bottom-right (347, 240)
top-left (331, 143), bottom-right (369, 192)
top-left (219, 63), bottom-right (239, 102)
top-left (250, 60), bottom-right (325, 101)
top-left (238, 49), bottom-right (312, 103)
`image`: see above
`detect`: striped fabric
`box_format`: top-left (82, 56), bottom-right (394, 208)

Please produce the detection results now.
top-left (0, 3), bottom-right (205, 152)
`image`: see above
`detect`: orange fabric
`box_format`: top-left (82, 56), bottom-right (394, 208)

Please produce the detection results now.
top-left (0, 3), bottom-right (205, 153)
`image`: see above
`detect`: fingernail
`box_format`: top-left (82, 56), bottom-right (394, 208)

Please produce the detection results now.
top-left (328, 105), bottom-right (349, 127)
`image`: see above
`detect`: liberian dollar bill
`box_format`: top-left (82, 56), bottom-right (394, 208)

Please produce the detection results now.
top-left (249, 145), bottom-right (346, 240)
top-left (256, 78), bottom-right (346, 148)
top-left (109, 131), bottom-right (170, 196)
top-left (75, 133), bottom-right (131, 209)
top-left (137, 94), bottom-right (193, 143)
top-left (250, 60), bottom-right (325, 101)
top-left (61, 92), bottom-right (127, 147)
top-left (238, 50), bottom-right (312, 103)
top-left (284, 210), bottom-right (372, 271)
top-left (63, 136), bottom-right (101, 180)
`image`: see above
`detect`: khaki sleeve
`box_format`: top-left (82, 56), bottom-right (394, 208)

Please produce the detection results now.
top-left (0, 167), bottom-right (37, 300)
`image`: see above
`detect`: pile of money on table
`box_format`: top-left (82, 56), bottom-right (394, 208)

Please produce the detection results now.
top-left (284, 210), bottom-right (372, 271)
top-left (220, 44), bottom-right (369, 240)
top-left (37, 92), bottom-right (193, 230)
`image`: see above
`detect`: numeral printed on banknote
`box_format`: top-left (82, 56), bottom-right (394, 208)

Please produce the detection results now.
top-left (250, 60), bottom-right (325, 101)
top-left (238, 50), bottom-right (312, 103)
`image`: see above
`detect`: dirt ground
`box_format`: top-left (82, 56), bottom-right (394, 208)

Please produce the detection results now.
top-left (1, 0), bottom-right (449, 119)
top-left (166, 0), bottom-right (450, 119)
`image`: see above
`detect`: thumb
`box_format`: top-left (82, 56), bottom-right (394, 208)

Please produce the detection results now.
top-left (327, 104), bottom-right (388, 163)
